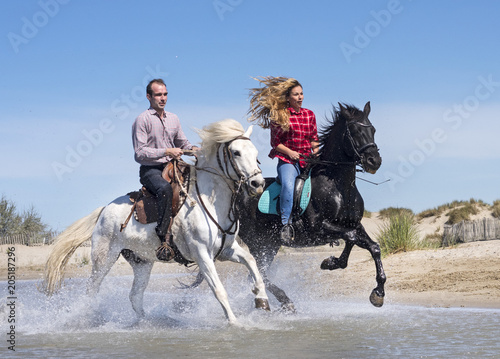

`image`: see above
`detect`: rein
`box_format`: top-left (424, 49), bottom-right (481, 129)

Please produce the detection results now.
top-left (300, 156), bottom-right (359, 167)
top-left (194, 180), bottom-right (239, 259)
top-left (194, 135), bottom-right (259, 260)
top-left (300, 119), bottom-right (385, 184)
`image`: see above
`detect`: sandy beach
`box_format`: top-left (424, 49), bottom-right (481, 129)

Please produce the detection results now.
top-left (1, 212), bottom-right (499, 310)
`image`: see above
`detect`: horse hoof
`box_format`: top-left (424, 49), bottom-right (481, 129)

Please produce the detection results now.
top-left (369, 290), bottom-right (384, 307)
top-left (279, 302), bottom-right (296, 314)
top-left (320, 256), bottom-right (340, 270)
top-left (229, 318), bottom-right (243, 327)
top-left (255, 298), bottom-right (271, 311)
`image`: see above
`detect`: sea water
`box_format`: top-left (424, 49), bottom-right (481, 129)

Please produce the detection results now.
top-left (1, 269), bottom-right (499, 359)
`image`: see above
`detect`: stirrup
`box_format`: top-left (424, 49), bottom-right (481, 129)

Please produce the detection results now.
top-left (156, 242), bottom-right (175, 262)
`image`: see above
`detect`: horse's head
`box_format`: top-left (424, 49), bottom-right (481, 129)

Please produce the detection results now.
top-left (198, 119), bottom-right (265, 196)
top-left (223, 125), bottom-right (265, 196)
top-left (340, 102), bottom-right (382, 174)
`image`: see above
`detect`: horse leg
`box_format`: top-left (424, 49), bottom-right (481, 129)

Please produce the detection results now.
top-left (252, 243), bottom-right (296, 313)
top-left (320, 240), bottom-right (355, 270)
top-left (220, 242), bottom-right (270, 311)
top-left (320, 225), bottom-right (385, 307)
top-left (121, 249), bottom-right (154, 318)
top-left (354, 227), bottom-right (386, 307)
top-left (264, 278), bottom-right (296, 313)
top-left (86, 237), bottom-right (121, 297)
top-left (320, 222), bottom-right (359, 270)
top-left (195, 252), bottom-right (238, 324)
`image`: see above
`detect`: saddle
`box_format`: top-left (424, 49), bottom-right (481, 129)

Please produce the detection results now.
top-left (257, 171), bottom-right (312, 219)
top-left (120, 160), bottom-right (191, 231)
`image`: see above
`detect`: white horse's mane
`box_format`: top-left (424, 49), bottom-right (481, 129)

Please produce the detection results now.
top-left (196, 119), bottom-right (245, 158)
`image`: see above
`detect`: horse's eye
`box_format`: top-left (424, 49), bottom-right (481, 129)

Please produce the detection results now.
top-left (234, 151), bottom-right (241, 156)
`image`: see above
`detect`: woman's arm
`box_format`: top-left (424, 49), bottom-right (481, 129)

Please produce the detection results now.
top-left (275, 143), bottom-right (301, 161)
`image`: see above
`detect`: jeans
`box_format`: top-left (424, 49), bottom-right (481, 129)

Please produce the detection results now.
top-left (277, 160), bottom-right (301, 225)
top-left (139, 165), bottom-right (173, 239)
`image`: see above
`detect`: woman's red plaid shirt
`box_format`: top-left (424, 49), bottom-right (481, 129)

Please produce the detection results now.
top-left (269, 107), bottom-right (319, 168)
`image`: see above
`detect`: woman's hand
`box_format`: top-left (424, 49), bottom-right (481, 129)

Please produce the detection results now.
top-left (276, 144), bottom-right (300, 161)
top-left (311, 141), bottom-right (320, 155)
top-left (287, 150), bottom-right (301, 161)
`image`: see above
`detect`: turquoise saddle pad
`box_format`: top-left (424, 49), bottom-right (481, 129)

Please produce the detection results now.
top-left (258, 177), bottom-right (312, 215)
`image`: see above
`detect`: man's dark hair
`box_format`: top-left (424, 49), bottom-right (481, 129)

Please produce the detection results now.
top-left (146, 79), bottom-right (166, 96)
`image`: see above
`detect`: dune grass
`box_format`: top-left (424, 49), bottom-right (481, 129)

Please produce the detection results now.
top-left (421, 232), bottom-right (443, 249)
top-left (375, 198), bottom-right (499, 256)
top-left (378, 207), bottom-right (414, 220)
top-left (376, 210), bottom-right (420, 257)
top-left (416, 198), bottom-right (489, 223)
top-left (445, 202), bottom-right (479, 224)
top-left (492, 200), bottom-right (500, 218)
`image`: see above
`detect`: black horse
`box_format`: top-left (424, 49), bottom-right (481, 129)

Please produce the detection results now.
top-left (237, 102), bottom-right (386, 311)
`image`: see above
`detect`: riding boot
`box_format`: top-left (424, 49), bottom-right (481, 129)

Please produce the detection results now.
top-left (155, 217), bottom-right (175, 262)
top-left (280, 223), bottom-right (295, 245)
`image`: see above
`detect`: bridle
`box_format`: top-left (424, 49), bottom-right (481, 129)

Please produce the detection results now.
top-left (194, 135), bottom-right (262, 259)
top-left (303, 120), bottom-right (378, 172)
top-left (215, 135), bottom-right (263, 188)
top-left (344, 120), bottom-right (378, 167)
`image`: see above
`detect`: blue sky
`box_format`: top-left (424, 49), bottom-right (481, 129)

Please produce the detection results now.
top-left (2, 0), bottom-right (500, 231)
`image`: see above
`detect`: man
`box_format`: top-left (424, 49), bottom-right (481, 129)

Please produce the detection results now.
top-left (132, 79), bottom-right (196, 261)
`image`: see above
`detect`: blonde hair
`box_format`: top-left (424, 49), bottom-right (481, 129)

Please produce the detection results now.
top-left (247, 76), bottom-right (302, 131)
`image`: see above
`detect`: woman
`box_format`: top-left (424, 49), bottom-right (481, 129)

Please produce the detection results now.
top-left (248, 76), bottom-right (319, 243)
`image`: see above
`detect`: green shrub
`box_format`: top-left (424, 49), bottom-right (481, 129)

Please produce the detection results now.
top-left (417, 199), bottom-right (485, 221)
top-left (377, 211), bottom-right (420, 257)
top-left (417, 208), bottom-right (439, 220)
top-left (446, 203), bottom-right (479, 224)
top-left (492, 200), bottom-right (500, 219)
top-left (363, 210), bottom-right (372, 218)
top-left (378, 207), bottom-right (414, 220)
top-left (421, 233), bottom-right (443, 249)
top-left (469, 197), bottom-right (486, 207)
top-left (448, 200), bottom-right (467, 209)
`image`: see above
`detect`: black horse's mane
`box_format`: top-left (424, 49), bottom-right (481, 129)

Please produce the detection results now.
top-left (317, 103), bottom-right (361, 153)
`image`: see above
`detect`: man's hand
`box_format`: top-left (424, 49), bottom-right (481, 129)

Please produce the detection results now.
top-left (182, 147), bottom-right (198, 156)
top-left (166, 147), bottom-right (183, 160)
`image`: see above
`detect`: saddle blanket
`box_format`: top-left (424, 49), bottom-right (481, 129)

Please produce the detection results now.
top-left (257, 176), bottom-right (311, 216)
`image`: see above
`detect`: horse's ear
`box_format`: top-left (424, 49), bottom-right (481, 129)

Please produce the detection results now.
top-left (338, 103), bottom-right (349, 118)
top-left (363, 101), bottom-right (371, 116)
top-left (244, 125), bottom-right (253, 138)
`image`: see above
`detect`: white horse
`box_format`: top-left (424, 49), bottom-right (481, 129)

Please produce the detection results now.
top-left (42, 119), bottom-right (269, 324)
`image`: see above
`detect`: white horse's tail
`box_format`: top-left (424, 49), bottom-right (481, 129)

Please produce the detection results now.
top-left (41, 207), bottom-right (105, 296)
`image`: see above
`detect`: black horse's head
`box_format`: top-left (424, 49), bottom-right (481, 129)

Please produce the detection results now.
top-left (319, 102), bottom-right (381, 174)
top-left (339, 102), bottom-right (381, 174)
